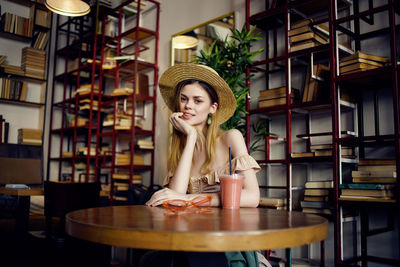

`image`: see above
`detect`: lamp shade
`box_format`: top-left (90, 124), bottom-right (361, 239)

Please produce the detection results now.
top-left (45, 0), bottom-right (90, 17)
top-left (173, 35), bottom-right (199, 49)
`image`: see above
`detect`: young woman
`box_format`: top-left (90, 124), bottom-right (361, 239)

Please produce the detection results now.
top-left (146, 63), bottom-right (260, 208)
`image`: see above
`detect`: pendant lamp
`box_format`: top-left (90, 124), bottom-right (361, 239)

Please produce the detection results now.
top-left (45, 0), bottom-right (91, 17)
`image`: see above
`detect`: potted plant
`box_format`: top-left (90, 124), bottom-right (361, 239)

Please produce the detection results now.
top-left (194, 25), bottom-right (263, 132)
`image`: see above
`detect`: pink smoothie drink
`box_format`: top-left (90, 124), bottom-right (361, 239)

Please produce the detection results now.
top-left (220, 174), bottom-right (244, 209)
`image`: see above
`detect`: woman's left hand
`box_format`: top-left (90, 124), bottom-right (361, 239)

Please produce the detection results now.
top-left (146, 187), bottom-right (189, 207)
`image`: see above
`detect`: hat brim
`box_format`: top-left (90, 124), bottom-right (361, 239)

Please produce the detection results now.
top-left (159, 63), bottom-right (236, 125)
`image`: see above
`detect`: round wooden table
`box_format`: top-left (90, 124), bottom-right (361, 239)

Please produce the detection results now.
top-left (66, 206), bottom-right (328, 252)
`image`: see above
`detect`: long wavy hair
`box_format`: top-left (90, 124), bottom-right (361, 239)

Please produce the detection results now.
top-left (168, 79), bottom-right (222, 175)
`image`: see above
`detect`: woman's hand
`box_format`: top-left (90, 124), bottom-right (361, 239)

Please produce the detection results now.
top-left (169, 112), bottom-right (197, 139)
top-left (146, 187), bottom-right (189, 207)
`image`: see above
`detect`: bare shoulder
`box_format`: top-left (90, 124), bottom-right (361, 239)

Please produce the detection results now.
top-left (222, 129), bottom-right (245, 142)
top-left (219, 129), bottom-right (247, 156)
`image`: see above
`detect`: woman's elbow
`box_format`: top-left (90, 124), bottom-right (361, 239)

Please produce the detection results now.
top-left (241, 190), bottom-right (260, 208)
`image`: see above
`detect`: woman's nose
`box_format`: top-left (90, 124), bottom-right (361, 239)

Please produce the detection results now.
top-left (184, 100), bottom-right (193, 109)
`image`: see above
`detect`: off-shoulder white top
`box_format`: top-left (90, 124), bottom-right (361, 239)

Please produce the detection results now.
top-left (162, 154), bottom-right (261, 194)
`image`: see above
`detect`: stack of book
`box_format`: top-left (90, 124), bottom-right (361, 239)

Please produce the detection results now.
top-left (351, 159), bottom-right (396, 184)
top-left (310, 144), bottom-right (355, 158)
top-left (17, 128), bottom-right (42, 145)
top-left (0, 64), bottom-right (25, 76)
top-left (339, 51), bottom-right (389, 75)
top-left (340, 159), bottom-right (397, 201)
top-left (302, 64), bottom-right (330, 103)
top-left (79, 99), bottom-right (100, 111)
top-left (136, 139), bottom-right (154, 149)
top-left (0, 78), bottom-right (27, 101)
top-left (73, 84), bottom-right (100, 96)
top-left (339, 183), bottom-right (395, 201)
top-left (289, 19), bottom-right (328, 52)
top-left (116, 153), bottom-right (145, 166)
top-left (103, 113), bottom-right (143, 130)
top-left (301, 180), bottom-right (333, 215)
top-left (112, 172), bottom-right (142, 191)
top-left (21, 47), bottom-right (46, 79)
top-left (0, 12), bottom-right (33, 37)
top-left (257, 86), bottom-right (299, 108)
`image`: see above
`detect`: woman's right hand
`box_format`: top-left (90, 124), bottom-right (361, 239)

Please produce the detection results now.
top-left (146, 187), bottom-right (190, 207)
top-left (169, 112), bottom-right (197, 139)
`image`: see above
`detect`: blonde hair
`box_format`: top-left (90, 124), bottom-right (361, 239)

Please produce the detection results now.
top-left (168, 80), bottom-right (222, 175)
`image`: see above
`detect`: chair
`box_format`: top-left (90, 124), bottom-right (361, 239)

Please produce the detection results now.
top-left (44, 181), bottom-right (101, 239)
top-left (41, 181), bottom-right (109, 266)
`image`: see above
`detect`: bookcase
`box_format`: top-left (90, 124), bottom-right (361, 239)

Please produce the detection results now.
top-left (0, 0), bottom-right (51, 182)
top-left (245, 0), bottom-right (399, 266)
top-left (47, 0), bottom-right (160, 203)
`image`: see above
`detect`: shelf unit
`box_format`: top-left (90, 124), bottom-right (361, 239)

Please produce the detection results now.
top-left (0, 0), bottom-right (51, 181)
top-left (245, 0), bottom-right (399, 266)
top-left (330, 0), bottom-right (399, 266)
top-left (97, 0), bottom-right (159, 203)
top-left (47, 0), bottom-right (159, 204)
top-left (47, 1), bottom-right (107, 185)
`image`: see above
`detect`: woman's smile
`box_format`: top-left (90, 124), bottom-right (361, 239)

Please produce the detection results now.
top-left (181, 112), bottom-right (194, 120)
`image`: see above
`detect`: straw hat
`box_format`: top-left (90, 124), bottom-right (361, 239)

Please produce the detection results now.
top-left (159, 63), bottom-right (236, 125)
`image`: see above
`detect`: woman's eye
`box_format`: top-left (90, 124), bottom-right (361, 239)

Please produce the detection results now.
top-left (195, 100), bottom-right (202, 104)
top-left (180, 97), bottom-right (187, 102)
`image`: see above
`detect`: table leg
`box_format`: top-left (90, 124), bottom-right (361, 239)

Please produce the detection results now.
top-left (15, 195), bottom-right (30, 235)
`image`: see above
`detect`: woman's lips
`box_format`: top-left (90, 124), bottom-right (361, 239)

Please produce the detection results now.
top-left (181, 112), bottom-right (194, 120)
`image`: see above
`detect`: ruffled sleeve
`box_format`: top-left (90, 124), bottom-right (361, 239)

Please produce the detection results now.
top-left (162, 154), bottom-right (260, 194)
top-left (214, 154), bottom-right (260, 183)
top-left (190, 154), bottom-right (260, 193)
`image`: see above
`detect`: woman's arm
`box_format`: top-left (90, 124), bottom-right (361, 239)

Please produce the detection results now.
top-left (224, 129), bottom-right (260, 208)
top-left (164, 112), bottom-right (197, 194)
top-left (146, 187), bottom-right (221, 207)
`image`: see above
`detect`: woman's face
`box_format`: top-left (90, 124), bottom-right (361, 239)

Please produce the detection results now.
top-left (178, 82), bottom-right (218, 128)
